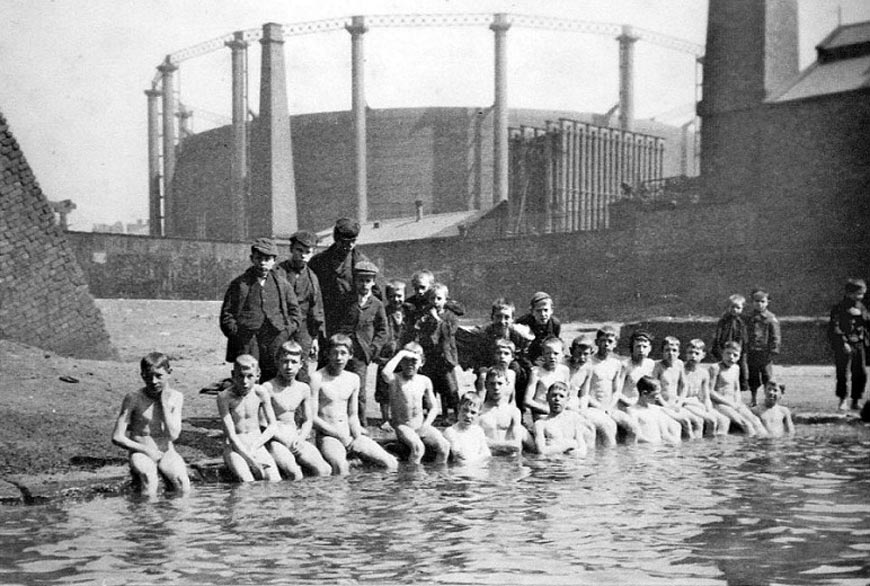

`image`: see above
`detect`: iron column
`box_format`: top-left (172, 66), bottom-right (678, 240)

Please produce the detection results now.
top-left (490, 13), bottom-right (510, 204)
top-left (226, 31), bottom-right (249, 241)
top-left (346, 16), bottom-right (369, 224)
top-left (617, 25), bottom-right (638, 131)
top-left (158, 57), bottom-right (178, 235)
top-left (145, 89), bottom-right (162, 236)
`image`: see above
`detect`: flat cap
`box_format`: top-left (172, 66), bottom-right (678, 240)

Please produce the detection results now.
top-left (251, 237), bottom-right (278, 257)
top-left (845, 278), bottom-right (867, 293)
top-left (334, 217), bottom-right (360, 240)
top-left (290, 230), bottom-right (319, 248)
top-left (530, 291), bottom-right (552, 306)
top-left (353, 260), bottom-right (379, 276)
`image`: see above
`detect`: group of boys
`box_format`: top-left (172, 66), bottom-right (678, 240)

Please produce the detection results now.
top-left (113, 224), bottom-right (865, 494)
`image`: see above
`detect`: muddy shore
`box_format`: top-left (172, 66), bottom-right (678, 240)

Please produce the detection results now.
top-left (0, 299), bottom-right (863, 503)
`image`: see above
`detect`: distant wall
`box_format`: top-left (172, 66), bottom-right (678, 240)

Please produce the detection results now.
top-left (0, 112), bottom-right (116, 360)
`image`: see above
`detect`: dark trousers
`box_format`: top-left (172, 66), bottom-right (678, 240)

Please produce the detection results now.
top-left (747, 350), bottom-right (774, 392)
top-left (295, 334), bottom-right (314, 384)
top-left (834, 343), bottom-right (867, 401)
top-left (737, 353), bottom-right (750, 392)
top-left (345, 357), bottom-right (370, 425)
top-left (425, 366), bottom-right (459, 417)
top-left (236, 322), bottom-right (289, 383)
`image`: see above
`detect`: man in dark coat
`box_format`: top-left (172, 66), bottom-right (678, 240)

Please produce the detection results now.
top-left (220, 238), bottom-right (302, 382)
top-left (828, 278), bottom-right (869, 411)
top-left (276, 230), bottom-right (325, 383)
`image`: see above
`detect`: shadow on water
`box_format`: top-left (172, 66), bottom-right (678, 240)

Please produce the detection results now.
top-left (682, 427), bottom-right (870, 586)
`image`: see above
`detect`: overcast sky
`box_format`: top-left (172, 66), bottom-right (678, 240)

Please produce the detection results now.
top-left (2, 0), bottom-right (868, 230)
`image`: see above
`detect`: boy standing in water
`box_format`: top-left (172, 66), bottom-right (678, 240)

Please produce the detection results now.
top-left (752, 381), bottom-right (795, 437)
top-left (312, 334), bottom-right (398, 475)
top-left (261, 341), bottom-right (332, 479)
top-left (112, 352), bottom-right (190, 496)
top-left (444, 393), bottom-right (491, 464)
top-left (628, 376), bottom-right (681, 445)
top-left (533, 382), bottom-right (588, 457)
top-left (381, 342), bottom-right (450, 464)
top-left (217, 354), bottom-right (282, 482)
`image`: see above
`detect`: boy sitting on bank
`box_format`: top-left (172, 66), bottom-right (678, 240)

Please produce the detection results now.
top-left (478, 366), bottom-right (534, 454)
top-left (533, 382), bottom-right (588, 457)
top-left (628, 376), bottom-right (681, 445)
top-left (443, 392), bottom-right (491, 465)
top-left (752, 381), bottom-right (795, 437)
top-left (567, 335), bottom-right (594, 411)
top-left (112, 352), bottom-right (190, 496)
top-left (682, 339), bottom-right (730, 436)
top-left (216, 354), bottom-right (282, 482)
top-left (709, 341), bottom-right (768, 437)
top-left (652, 336), bottom-right (703, 439)
top-left (524, 336), bottom-right (570, 419)
top-left (618, 330), bottom-right (656, 410)
top-left (381, 342), bottom-right (450, 464)
top-left (584, 326), bottom-right (637, 446)
top-left (261, 341), bottom-right (332, 479)
top-left (312, 334), bottom-right (399, 474)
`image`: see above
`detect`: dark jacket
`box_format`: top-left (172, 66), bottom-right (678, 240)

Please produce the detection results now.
top-left (276, 260), bottom-right (325, 344)
top-left (377, 304), bottom-right (410, 365)
top-left (219, 267), bottom-right (301, 362)
top-left (515, 313), bottom-right (561, 364)
top-left (828, 297), bottom-right (869, 350)
top-left (334, 295), bottom-right (389, 364)
top-left (416, 309), bottom-right (459, 371)
top-left (404, 294), bottom-right (465, 325)
top-left (747, 309), bottom-right (781, 355)
top-left (711, 313), bottom-right (748, 360)
top-left (308, 245), bottom-right (381, 336)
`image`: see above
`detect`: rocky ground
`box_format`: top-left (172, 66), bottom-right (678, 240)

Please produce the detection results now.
top-left (0, 298), bottom-right (863, 502)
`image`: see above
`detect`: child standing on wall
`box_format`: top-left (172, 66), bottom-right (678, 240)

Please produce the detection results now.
top-left (374, 279), bottom-right (409, 430)
top-left (828, 278), bottom-right (868, 411)
top-left (415, 283), bottom-right (462, 422)
top-left (746, 288), bottom-right (781, 407)
top-left (712, 294), bottom-right (749, 396)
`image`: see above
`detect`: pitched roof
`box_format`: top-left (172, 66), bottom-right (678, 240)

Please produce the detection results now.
top-left (316, 209), bottom-right (488, 246)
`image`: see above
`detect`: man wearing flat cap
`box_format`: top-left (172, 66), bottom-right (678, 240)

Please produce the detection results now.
top-left (276, 230), bottom-right (325, 382)
top-left (308, 218), bottom-right (382, 341)
top-left (220, 238), bottom-right (302, 382)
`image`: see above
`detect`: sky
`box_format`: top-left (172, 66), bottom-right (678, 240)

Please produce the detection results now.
top-left (2, 0), bottom-right (868, 230)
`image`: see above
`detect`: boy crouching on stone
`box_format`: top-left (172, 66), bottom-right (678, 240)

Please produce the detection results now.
top-left (217, 354), bottom-right (282, 482)
top-left (112, 352), bottom-right (190, 496)
top-left (381, 342), bottom-right (450, 464)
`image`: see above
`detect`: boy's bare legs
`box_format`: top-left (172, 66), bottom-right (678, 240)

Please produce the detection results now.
top-left (715, 405), bottom-right (753, 436)
top-left (319, 436), bottom-right (351, 475)
top-left (294, 442), bottom-right (333, 476)
top-left (223, 444), bottom-right (281, 482)
top-left (157, 449), bottom-right (191, 493)
top-left (584, 408), bottom-right (617, 447)
top-left (130, 452), bottom-right (161, 497)
top-left (267, 442), bottom-right (304, 480)
top-left (349, 436), bottom-right (399, 470)
top-left (610, 409), bottom-right (639, 443)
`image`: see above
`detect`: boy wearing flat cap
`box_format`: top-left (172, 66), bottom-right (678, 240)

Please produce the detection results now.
top-left (516, 291), bottom-right (562, 366)
top-left (220, 238), bottom-right (302, 382)
top-left (277, 230), bottom-right (325, 383)
top-left (308, 218), bottom-right (382, 343)
top-left (330, 260), bottom-right (389, 427)
top-left (828, 278), bottom-right (869, 411)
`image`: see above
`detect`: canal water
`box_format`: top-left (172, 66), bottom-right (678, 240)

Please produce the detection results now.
top-left (1, 426), bottom-right (868, 585)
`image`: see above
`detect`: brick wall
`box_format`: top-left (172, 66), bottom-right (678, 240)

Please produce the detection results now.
top-left (0, 111), bottom-right (116, 359)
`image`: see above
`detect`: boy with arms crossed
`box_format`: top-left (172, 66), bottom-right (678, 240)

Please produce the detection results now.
top-left (709, 341), bottom-right (767, 436)
top-left (381, 343), bottom-right (450, 464)
top-left (628, 376), bottom-right (681, 445)
top-left (534, 382), bottom-right (588, 457)
top-left (312, 334), bottom-right (399, 475)
top-left (682, 339), bottom-right (730, 436)
top-left (752, 381), bottom-right (795, 437)
top-left (652, 337), bottom-right (703, 439)
top-left (261, 341), bottom-right (332, 479)
top-left (217, 354), bottom-right (282, 482)
top-left (112, 352), bottom-right (190, 496)
top-left (443, 393), bottom-right (491, 465)
top-left (479, 366), bottom-right (534, 454)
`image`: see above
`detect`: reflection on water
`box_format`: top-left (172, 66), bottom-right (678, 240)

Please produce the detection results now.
top-left (0, 426), bottom-right (868, 585)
